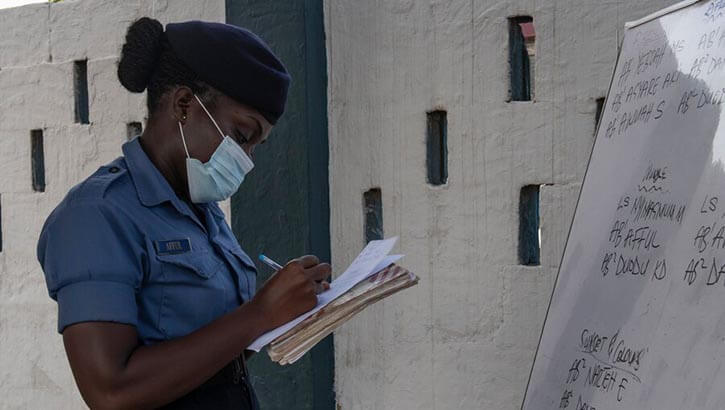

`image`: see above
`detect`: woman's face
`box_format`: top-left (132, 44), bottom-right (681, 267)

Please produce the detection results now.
top-left (181, 92), bottom-right (273, 164)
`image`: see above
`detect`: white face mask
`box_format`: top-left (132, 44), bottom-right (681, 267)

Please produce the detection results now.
top-left (178, 95), bottom-right (255, 203)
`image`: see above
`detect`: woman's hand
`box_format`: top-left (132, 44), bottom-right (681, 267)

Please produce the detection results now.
top-left (249, 255), bottom-right (331, 331)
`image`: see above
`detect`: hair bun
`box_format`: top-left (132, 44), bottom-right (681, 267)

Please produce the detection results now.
top-left (117, 17), bottom-right (164, 93)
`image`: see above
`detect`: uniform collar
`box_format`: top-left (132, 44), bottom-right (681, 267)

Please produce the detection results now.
top-left (122, 137), bottom-right (179, 207)
top-left (122, 138), bottom-right (228, 223)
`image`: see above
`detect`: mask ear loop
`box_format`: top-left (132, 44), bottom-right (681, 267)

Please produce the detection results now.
top-left (178, 122), bottom-right (191, 159)
top-left (194, 94), bottom-right (225, 142)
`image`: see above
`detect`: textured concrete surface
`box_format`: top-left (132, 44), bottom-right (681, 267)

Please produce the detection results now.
top-left (0, 1), bottom-right (225, 408)
top-left (1, 0), bottom-right (689, 408)
top-left (324, 1), bottom-right (676, 409)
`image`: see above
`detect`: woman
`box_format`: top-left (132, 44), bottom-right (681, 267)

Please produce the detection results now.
top-left (36, 17), bottom-right (330, 409)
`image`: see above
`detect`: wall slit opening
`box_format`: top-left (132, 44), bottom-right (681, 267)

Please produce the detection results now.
top-left (509, 16), bottom-right (535, 102)
top-left (127, 122), bottom-right (143, 140)
top-left (74, 59), bottom-right (89, 124)
top-left (364, 188), bottom-right (383, 244)
top-left (426, 110), bottom-right (448, 186)
top-left (31, 129), bottom-right (45, 193)
top-left (595, 97), bottom-right (606, 133)
top-left (519, 185), bottom-right (541, 266)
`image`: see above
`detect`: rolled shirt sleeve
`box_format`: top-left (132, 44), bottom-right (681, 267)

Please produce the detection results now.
top-left (37, 200), bottom-right (146, 333)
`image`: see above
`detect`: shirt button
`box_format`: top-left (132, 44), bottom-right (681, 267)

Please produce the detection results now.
top-left (109, 166), bottom-right (119, 173)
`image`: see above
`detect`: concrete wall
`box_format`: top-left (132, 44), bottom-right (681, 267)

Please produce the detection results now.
top-left (0, 1), bottom-right (225, 408)
top-left (1, 0), bottom-right (692, 409)
top-left (324, 1), bottom-right (675, 409)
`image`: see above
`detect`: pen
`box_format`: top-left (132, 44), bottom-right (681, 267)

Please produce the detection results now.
top-left (259, 254), bottom-right (284, 271)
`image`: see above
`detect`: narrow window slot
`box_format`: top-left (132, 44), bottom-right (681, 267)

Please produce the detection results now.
top-left (74, 60), bottom-right (89, 124)
top-left (426, 110), bottom-right (448, 186)
top-left (363, 188), bottom-right (383, 243)
top-left (127, 122), bottom-right (143, 140)
top-left (595, 97), bottom-right (606, 133)
top-left (31, 129), bottom-right (45, 192)
top-left (519, 185), bottom-right (540, 265)
top-left (509, 16), bottom-right (535, 101)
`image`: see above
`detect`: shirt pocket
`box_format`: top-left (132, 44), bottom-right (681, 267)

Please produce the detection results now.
top-left (227, 245), bottom-right (259, 301)
top-left (153, 245), bottom-right (226, 338)
top-left (155, 247), bottom-right (221, 280)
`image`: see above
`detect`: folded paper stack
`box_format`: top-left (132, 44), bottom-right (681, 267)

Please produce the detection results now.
top-left (268, 263), bottom-right (418, 365)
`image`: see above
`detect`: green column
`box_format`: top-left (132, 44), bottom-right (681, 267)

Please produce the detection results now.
top-left (226, 1), bottom-right (334, 409)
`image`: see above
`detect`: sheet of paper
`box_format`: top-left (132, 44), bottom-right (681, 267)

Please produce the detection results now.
top-left (248, 237), bottom-right (399, 351)
top-left (370, 254), bottom-right (403, 275)
top-left (327, 253), bottom-right (403, 295)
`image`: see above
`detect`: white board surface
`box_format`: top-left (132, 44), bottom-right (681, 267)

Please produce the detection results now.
top-left (523, 1), bottom-right (725, 409)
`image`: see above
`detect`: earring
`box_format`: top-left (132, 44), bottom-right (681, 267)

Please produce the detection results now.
top-left (181, 114), bottom-right (187, 121)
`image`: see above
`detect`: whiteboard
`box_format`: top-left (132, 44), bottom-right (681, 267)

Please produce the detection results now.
top-left (523, 1), bottom-right (725, 409)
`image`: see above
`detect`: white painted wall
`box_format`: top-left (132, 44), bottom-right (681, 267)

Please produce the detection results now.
top-left (1, 0), bottom-right (694, 409)
top-left (324, 1), bottom-right (677, 409)
top-left (0, 1), bottom-right (225, 408)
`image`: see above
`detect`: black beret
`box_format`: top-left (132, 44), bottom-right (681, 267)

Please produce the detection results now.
top-left (165, 21), bottom-right (290, 125)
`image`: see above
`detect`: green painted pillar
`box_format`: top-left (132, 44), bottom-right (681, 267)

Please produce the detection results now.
top-left (226, 1), bottom-right (334, 409)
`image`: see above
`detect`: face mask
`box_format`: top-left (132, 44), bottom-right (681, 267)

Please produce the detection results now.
top-left (178, 95), bottom-right (255, 203)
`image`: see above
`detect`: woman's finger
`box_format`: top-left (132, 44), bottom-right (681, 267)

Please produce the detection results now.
top-left (292, 255), bottom-right (320, 268)
top-left (314, 281), bottom-right (330, 294)
top-left (305, 263), bottom-right (332, 282)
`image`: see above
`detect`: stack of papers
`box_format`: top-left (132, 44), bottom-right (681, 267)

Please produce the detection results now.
top-left (248, 237), bottom-right (419, 364)
top-left (269, 263), bottom-right (418, 364)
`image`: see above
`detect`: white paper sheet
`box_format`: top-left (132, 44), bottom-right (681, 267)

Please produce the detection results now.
top-left (248, 237), bottom-right (399, 351)
top-left (370, 254), bottom-right (404, 276)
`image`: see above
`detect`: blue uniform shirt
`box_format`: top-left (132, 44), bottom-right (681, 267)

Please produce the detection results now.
top-left (37, 138), bottom-right (257, 345)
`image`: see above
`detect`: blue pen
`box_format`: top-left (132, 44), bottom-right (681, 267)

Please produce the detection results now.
top-left (259, 254), bottom-right (284, 271)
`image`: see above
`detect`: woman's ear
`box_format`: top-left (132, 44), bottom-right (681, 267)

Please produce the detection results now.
top-left (171, 86), bottom-right (194, 124)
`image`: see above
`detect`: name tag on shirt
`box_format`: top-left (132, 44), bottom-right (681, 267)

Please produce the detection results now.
top-left (154, 238), bottom-right (192, 255)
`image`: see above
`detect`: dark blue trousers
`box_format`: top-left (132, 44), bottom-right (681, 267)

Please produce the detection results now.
top-left (159, 356), bottom-right (259, 409)
top-left (159, 378), bottom-right (259, 409)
